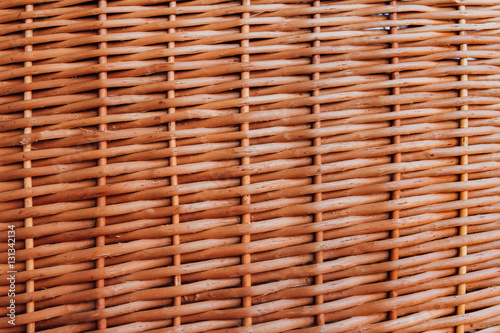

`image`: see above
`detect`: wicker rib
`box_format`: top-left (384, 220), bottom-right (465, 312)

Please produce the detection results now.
top-left (95, 0), bottom-right (109, 330)
top-left (22, 3), bottom-right (36, 333)
top-left (311, 0), bottom-right (325, 327)
top-left (166, 1), bottom-right (182, 328)
top-left (388, 1), bottom-right (401, 327)
top-left (455, 5), bottom-right (469, 333)
top-left (240, 0), bottom-right (252, 327)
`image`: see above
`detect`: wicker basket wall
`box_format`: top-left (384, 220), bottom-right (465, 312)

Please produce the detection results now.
top-left (1, 0), bottom-right (500, 332)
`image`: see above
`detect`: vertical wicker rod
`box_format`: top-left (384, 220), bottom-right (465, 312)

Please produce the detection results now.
top-left (388, 2), bottom-right (401, 327)
top-left (168, 1), bottom-right (182, 327)
top-left (312, 0), bottom-right (325, 327)
top-left (456, 5), bottom-right (468, 333)
top-left (96, 0), bottom-right (108, 329)
top-left (240, 0), bottom-right (252, 327)
top-left (23, 4), bottom-right (35, 333)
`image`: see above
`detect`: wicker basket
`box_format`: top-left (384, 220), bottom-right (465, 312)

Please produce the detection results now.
top-left (1, 0), bottom-right (500, 332)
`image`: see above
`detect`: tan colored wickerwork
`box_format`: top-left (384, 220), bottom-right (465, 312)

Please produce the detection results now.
top-left (1, 0), bottom-right (500, 332)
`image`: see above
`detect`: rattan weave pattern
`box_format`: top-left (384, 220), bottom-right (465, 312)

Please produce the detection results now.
top-left (1, 0), bottom-right (500, 332)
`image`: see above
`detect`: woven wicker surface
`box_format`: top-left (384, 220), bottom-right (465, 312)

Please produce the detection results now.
top-left (1, 0), bottom-right (500, 332)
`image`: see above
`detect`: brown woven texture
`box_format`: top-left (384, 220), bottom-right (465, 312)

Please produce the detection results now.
top-left (1, 0), bottom-right (500, 332)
